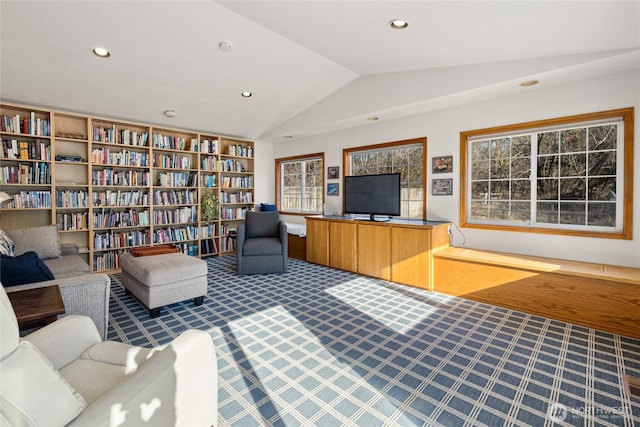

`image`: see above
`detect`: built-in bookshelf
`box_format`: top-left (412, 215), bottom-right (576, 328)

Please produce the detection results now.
top-left (0, 102), bottom-right (255, 273)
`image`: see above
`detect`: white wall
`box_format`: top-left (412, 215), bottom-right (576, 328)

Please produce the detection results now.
top-left (260, 69), bottom-right (640, 267)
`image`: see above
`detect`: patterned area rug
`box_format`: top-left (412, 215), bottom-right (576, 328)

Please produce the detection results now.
top-left (108, 256), bottom-right (640, 426)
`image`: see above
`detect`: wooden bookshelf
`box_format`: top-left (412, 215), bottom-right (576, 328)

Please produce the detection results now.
top-left (0, 101), bottom-right (255, 272)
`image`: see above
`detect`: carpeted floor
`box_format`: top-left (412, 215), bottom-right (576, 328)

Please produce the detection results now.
top-left (108, 256), bottom-right (640, 426)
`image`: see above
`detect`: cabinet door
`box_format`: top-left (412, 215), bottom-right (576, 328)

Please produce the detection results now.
top-left (306, 219), bottom-right (329, 266)
top-left (329, 221), bottom-right (356, 272)
top-left (391, 227), bottom-right (431, 289)
top-left (357, 223), bottom-right (390, 280)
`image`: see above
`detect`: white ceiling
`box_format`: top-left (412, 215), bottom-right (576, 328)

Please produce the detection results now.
top-left (1, 1), bottom-right (639, 144)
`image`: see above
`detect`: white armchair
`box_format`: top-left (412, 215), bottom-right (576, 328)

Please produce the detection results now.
top-left (0, 285), bottom-right (218, 426)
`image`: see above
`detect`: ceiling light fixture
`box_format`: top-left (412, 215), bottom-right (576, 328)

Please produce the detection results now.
top-left (367, 117), bottom-right (379, 121)
top-left (519, 79), bottom-right (539, 87)
top-left (241, 91), bottom-right (252, 98)
top-left (92, 47), bottom-right (111, 58)
top-left (389, 19), bottom-right (408, 29)
top-left (163, 109), bottom-right (177, 118)
top-left (219, 41), bottom-right (233, 52)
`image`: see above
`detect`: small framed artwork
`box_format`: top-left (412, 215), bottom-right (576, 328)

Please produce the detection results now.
top-left (327, 166), bottom-right (340, 180)
top-left (327, 183), bottom-right (339, 196)
top-left (432, 155), bottom-right (453, 174)
top-left (432, 178), bottom-right (453, 196)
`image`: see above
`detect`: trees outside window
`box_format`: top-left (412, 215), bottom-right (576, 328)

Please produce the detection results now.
top-left (461, 108), bottom-right (633, 239)
top-left (345, 138), bottom-right (426, 219)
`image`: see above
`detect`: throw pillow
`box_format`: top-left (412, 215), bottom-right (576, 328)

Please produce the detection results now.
top-left (5, 225), bottom-right (61, 259)
top-left (0, 229), bottom-right (14, 256)
top-left (0, 251), bottom-right (55, 287)
top-left (260, 203), bottom-right (277, 212)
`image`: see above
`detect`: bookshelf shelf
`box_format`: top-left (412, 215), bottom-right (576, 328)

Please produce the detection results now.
top-left (0, 102), bottom-right (254, 270)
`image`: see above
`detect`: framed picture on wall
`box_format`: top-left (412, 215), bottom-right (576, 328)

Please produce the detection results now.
top-left (432, 178), bottom-right (453, 196)
top-left (327, 166), bottom-right (340, 180)
top-left (327, 183), bottom-right (339, 196)
top-left (432, 155), bottom-right (453, 174)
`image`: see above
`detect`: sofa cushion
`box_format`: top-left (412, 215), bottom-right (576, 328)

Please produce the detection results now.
top-left (5, 225), bottom-right (61, 259)
top-left (0, 230), bottom-right (14, 256)
top-left (1, 251), bottom-right (55, 287)
top-left (0, 340), bottom-right (87, 427)
top-left (245, 211), bottom-right (279, 238)
top-left (44, 255), bottom-right (90, 279)
top-left (243, 237), bottom-right (284, 256)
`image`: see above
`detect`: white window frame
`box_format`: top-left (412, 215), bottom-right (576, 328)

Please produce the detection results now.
top-left (276, 153), bottom-right (324, 215)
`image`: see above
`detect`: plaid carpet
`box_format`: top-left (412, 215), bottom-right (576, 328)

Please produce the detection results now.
top-left (108, 256), bottom-right (640, 426)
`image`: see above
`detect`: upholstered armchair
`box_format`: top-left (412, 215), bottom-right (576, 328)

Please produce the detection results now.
top-left (236, 211), bottom-right (288, 274)
top-left (0, 286), bottom-right (218, 427)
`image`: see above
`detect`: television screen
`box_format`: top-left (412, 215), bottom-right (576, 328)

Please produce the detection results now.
top-left (344, 173), bottom-right (401, 220)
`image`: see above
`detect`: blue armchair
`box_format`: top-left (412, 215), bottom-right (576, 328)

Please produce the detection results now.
top-left (236, 211), bottom-right (288, 274)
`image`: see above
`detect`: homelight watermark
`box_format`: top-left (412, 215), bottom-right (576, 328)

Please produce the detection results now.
top-left (548, 403), bottom-right (632, 423)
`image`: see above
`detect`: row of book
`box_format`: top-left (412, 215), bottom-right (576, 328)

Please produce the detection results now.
top-left (93, 126), bottom-right (149, 146)
top-left (201, 156), bottom-right (219, 171)
top-left (152, 134), bottom-right (198, 152)
top-left (6, 191), bottom-right (52, 208)
top-left (93, 250), bottom-right (124, 271)
top-left (93, 209), bottom-right (151, 229)
top-left (220, 159), bottom-right (247, 173)
top-left (200, 238), bottom-right (219, 255)
top-left (221, 206), bottom-right (249, 220)
top-left (92, 169), bottom-right (150, 186)
top-left (226, 144), bottom-right (253, 158)
top-left (56, 190), bottom-right (89, 208)
top-left (153, 226), bottom-right (198, 243)
top-left (199, 223), bottom-right (217, 238)
top-left (57, 212), bottom-right (89, 231)
top-left (153, 189), bottom-right (197, 206)
top-left (1, 139), bottom-right (51, 160)
top-left (156, 171), bottom-right (197, 188)
top-left (1, 113), bottom-right (51, 136)
top-left (220, 236), bottom-right (236, 252)
top-left (200, 174), bottom-right (216, 188)
top-left (153, 153), bottom-right (192, 169)
top-left (220, 191), bottom-right (253, 204)
top-left (221, 176), bottom-right (253, 189)
top-left (94, 230), bottom-right (150, 250)
top-left (91, 148), bottom-right (149, 167)
top-left (153, 206), bottom-right (197, 225)
top-left (201, 139), bottom-right (219, 154)
top-left (93, 190), bottom-right (149, 207)
top-left (1, 162), bottom-right (51, 184)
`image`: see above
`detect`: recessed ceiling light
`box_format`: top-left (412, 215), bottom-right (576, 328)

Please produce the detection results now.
top-left (163, 109), bottom-right (177, 118)
top-left (389, 19), bottom-right (408, 29)
top-left (367, 117), bottom-right (379, 121)
top-left (241, 91), bottom-right (252, 98)
top-left (92, 47), bottom-right (111, 58)
top-left (519, 79), bottom-right (539, 87)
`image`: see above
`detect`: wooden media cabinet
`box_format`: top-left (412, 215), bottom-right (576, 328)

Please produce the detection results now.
top-left (305, 215), bottom-right (450, 290)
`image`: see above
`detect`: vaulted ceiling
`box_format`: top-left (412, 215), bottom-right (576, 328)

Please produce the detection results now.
top-left (1, 1), bottom-right (638, 143)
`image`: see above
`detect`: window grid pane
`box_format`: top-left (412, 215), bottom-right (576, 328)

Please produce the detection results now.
top-left (280, 158), bottom-right (323, 213)
top-left (468, 119), bottom-right (622, 232)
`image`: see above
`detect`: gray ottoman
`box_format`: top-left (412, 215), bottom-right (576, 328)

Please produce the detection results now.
top-left (120, 252), bottom-right (208, 318)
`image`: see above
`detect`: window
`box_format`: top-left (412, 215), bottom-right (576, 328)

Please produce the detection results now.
top-left (461, 108), bottom-right (633, 239)
top-left (344, 138), bottom-right (426, 219)
top-left (276, 153), bottom-right (324, 214)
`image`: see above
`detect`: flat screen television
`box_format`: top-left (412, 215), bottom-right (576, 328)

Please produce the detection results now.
top-left (344, 173), bottom-right (401, 221)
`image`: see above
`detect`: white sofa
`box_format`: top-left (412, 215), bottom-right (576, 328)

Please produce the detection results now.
top-left (0, 285), bottom-right (218, 426)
